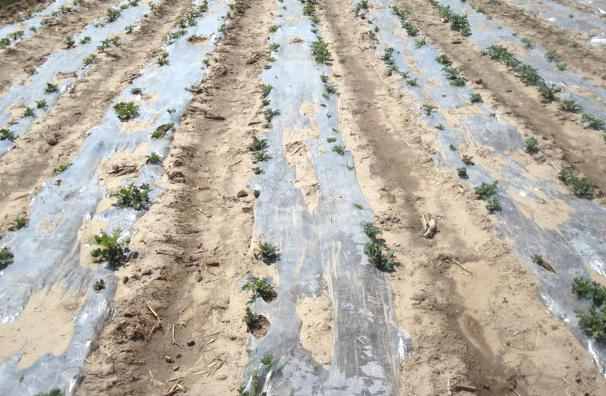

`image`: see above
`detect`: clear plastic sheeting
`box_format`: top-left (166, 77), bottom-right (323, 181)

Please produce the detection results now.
top-left (0, 1), bottom-right (228, 394)
top-left (503, 0), bottom-right (606, 44)
top-left (366, 0), bottom-right (606, 376)
top-left (439, 0), bottom-right (606, 119)
top-left (0, 0), bottom-right (152, 157)
top-left (243, 0), bottom-right (410, 394)
top-left (0, 0), bottom-right (77, 49)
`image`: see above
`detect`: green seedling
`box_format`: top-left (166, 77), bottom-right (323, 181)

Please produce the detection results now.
top-left (113, 101), bottom-right (139, 121)
top-left (253, 189), bottom-right (260, 198)
top-left (34, 388), bottom-right (63, 396)
top-left (23, 107), bottom-right (35, 117)
top-left (45, 83), bottom-right (59, 94)
top-left (79, 36), bottom-right (91, 45)
top-left (354, 0), bottom-right (369, 18)
top-left (572, 277), bottom-right (606, 338)
top-left (449, 144), bottom-right (457, 151)
top-left (461, 155), bottom-right (474, 165)
top-left (538, 83), bottom-right (561, 102)
top-left (560, 99), bottom-right (582, 113)
top-left (244, 307), bottom-right (263, 331)
top-left (521, 38), bottom-right (533, 49)
top-left (485, 196), bottom-right (501, 213)
top-left (130, 87), bottom-right (143, 95)
top-left (264, 108), bottom-right (280, 127)
top-left (125, 24), bottom-right (134, 33)
top-left (470, 93), bottom-right (482, 103)
top-left (0, 247), bottom-right (14, 270)
top-left (391, 5), bottom-right (419, 36)
top-left (157, 51), bottom-right (169, 66)
top-left (443, 66), bottom-right (466, 86)
top-left (544, 49), bottom-right (561, 63)
top-left (253, 150), bottom-right (272, 162)
top-left (457, 167), bottom-right (468, 179)
top-left (524, 137), bottom-right (539, 154)
top-left (353, 203), bottom-right (363, 209)
top-left (327, 136), bottom-right (337, 143)
top-left (83, 54), bottom-right (97, 66)
top-left (364, 242), bottom-right (396, 272)
top-left (146, 152), bottom-right (162, 164)
top-left (556, 63), bottom-right (567, 71)
top-left (436, 54), bottom-right (452, 66)
top-left (431, 1), bottom-right (471, 36)
top-left (106, 8), bottom-right (121, 23)
top-left (36, 99), bottom-right (47, 109)
top-left (112, 183), bottom-right (151, 210)
top-left (311, 38), bottom-right (330, 64)
top-left (436, 124), bottom-right (444, 130)
top-left (474, 181), bottom-right (498, 200)
top-left (269, 24), bottom-right (279, 33)
top-left (406, 78), bottom-right (418, 87)
top-left (558, 169), bottom-right (596, 199)
top-left (93, 279), bottom-right (106, 292)
top-left (260, 84), bottom-right (273, 101)
top-left (64, 36), bottom-right (75, 48)
top-left (530, 254), bottom-right (555, 272)
top-left (9, 216), bottom-right (27, 231)
top-left (581, 113), bottom-right (605, 131)
top-left (249, 136), bottom-right (268, 152)
top-left (261, 354), bottom-right (273, 367)
top-left (255, 241), bottom-right (279, 263)
top-left (252, 166), bottom-right (264, 175)
top-left (414, 38), bottom-right (427, 48)
top-left (363, 221), bottom-right (382, 240)
top-left (422, 103), bottom-right (437, 115)
top-left (152, 123), bottom-right (174, 139)
top-left (91, 229), bottom-right (129, 267)
top-left (332, 145), bottom-right (346, 156)
top-left (54, 163), bottom-right (71, 174)
top-left (243, 277), bottom-right (276, 302)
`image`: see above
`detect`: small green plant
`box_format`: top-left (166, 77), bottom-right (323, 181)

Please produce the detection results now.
top-left (64, 36), bottom-right (75, 48)
top-left (268, 42), bottom-right (280, 52)
top-left (436, 54), bottom-right (451, 66)
top-left (474, 181), bottom-right (498, 200)
top-left (112, 183), bottom-right (151, 210)
top-left (581, 113), bottom-right (605, 131)
top-left (327, 136), bottom-right (337, 143)
top-left (269, 24), bottom-right (279, 33)
top-left (36, 99), bottom-right (47, 109)
top-left (0, 247), bottom-right (14, 270)
top-left (261, 354), bottom-right (273, 367)
top-left (106, 8), bottom-right (121, 23)
top-left (54, 163), bottom-right (71, 174)
top-left (264, 108), bottom-right (280, 127)
top-left (34, 388), bottom-right (63, 396)
top-left (457, 167), bottom-right (468, 179)
top-left (364, 242), bottom-right (396, 272)
top-left (243, 277), bottom-right (276, 302)
top-left (254, 189), bottom-right (260, 198)
top-left (146, 152), bottom-right (162, 164)
top-left (0, 129), bottom-right (15, 141)
top-left (255, 241), bottom-right (279, 263)
top-left (9, 216), bottom-right (27, 230)
top-left (521, 38), bottom-right (533, 49)
top-left (431, 2), bottom-right (471, 36)
top-left (406, 78), bottom-right (418, 87)
top-left (470, 93), bottom-right (482, 103)
top-left (83, 54), bottom-right (97, 66)
top-left (422, 103), bottom-right (437, 115)
top-left (152, 123), bottom-right (174, 139)
top-left (461, 155), bottom-right (474, 166)
top-left (538, 83), bottom-right (561, 102)
top-left (23, 107), bottom-right (35, 117)
top-left (130, 87), bottom-right (143, 95)
top-left (353, 203), bottom-right (363, 209)
top-left (45, 83), bottom-right (59, 94)
top-left (157, 51), bottom-right (169, 66)
top-left (113, 101), bottom-right (140, 121)
top-left (91, 229), bottom-right (129, 267)
top-left (558, 169), bottom-right (596, 199)
top-left (252, 166), bottom-right (264, 175)
top-left (93, 279), bottom-right (106, 292)
top-left (332, 145), bottom-right (346, 156)
top-left (485, 196), bottom-right (501, 213)
top-left (414, 38), bottom-right (427, 48)
top-left (253, 150), bottom-right (272, 162)
top-left (125, 24), bottom-right (135, 33)
top-left (524, 137), bottom-right (539, 154)
top-left (391, 5), bottom-right (419, 36)
top-left (544, 49), bottom-right (560, 63)
top-left (560, 99), bottom-right (582, 113)
top-left (311, 38), bottom-right (330, 63)
top-left (363, 221), bottom-right (382, 240)
top-left (354, 0), bottom-right (369, 18)
top-left (572, 277), bottom-right (606, 338)
top-left (244, 307), bottom-right (262, 331)
top-left (260, 84), bottom-right (272, 101)
top-left (249, 136), bottom-right (268, 152)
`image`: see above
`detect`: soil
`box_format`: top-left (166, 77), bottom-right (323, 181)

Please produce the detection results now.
top-left (0, 0), bottom-right (50, 25)
top-left (0, 0), bottom-right (605, 395)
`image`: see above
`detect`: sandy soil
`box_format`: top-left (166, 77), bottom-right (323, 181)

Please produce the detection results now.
top-left (0, 0), bottom-right (50, 25)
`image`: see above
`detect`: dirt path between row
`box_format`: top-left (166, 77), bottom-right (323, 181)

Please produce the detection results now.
top-left (78, 0), bottom-right (275, 394)
top-left (0, 0), bottom-right (193, 239)
top-left (0, 0), bottom-right (50, 25)
top-left (320, 0), bottom-right (606, 394)
top-left (0, 0), bottom-right (125, 95)
top-left (394, 0), bottom-right (606, 192)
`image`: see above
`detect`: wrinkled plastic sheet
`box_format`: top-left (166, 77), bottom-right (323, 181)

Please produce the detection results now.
top-left (0, 1), bottom-right (228, 394)
top-left (242, 1), bottom-right (410, 395)
top-left (368, 0), bottom-right (606, 375)
top-left (0, 0), bottom-right (76, 48)
top-left (439, 0), bottom-right (606, 119)
top-left (0, 0), bottom-right (152, 157)
top-left (503, 0), bottom-right (606, 43)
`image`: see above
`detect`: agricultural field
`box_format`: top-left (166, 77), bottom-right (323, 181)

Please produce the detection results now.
top-left (0, 0), bottom-right (605, 394)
